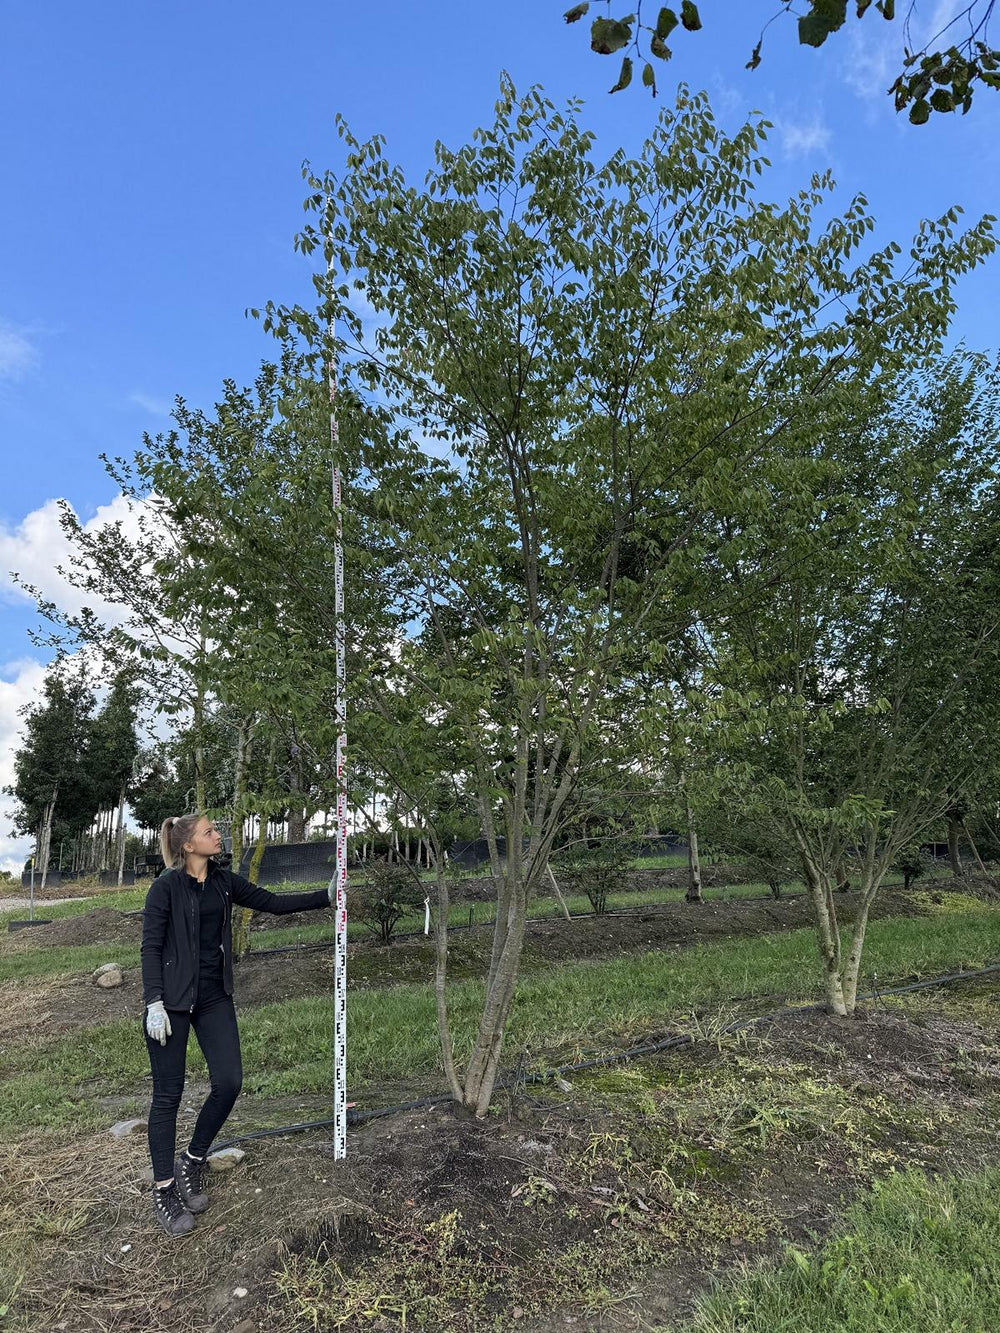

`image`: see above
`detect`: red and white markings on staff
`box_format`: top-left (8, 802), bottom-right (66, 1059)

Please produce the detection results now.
top-left (329, 267), bottom-right (349, 1161)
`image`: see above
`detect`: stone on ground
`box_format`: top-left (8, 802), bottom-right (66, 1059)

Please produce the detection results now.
top-left (92, 962), bottom-right (123, 988)
top-left (208, 1147), bottom-right (246, 1171)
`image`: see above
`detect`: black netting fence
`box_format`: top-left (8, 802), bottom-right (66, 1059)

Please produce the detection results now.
top-left (238, 838), bottom-right (338, 885)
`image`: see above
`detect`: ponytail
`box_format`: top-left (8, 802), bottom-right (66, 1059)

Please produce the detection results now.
top-left (160, 813), bottom-right (201, 869)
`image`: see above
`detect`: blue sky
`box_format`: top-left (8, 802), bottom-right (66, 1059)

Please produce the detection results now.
top-left (0, 0), bottom-right (997, 870)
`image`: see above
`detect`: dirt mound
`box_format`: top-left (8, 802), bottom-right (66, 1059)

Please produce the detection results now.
top-left (28, 907), bottom-right (144, 947)
top-left (757, 1001), bottom-right (1000, 1096)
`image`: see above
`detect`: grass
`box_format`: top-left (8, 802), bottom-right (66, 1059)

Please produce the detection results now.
top-left (3, 900), bottom-right (998, 1136)
top-left (681, 1167), bottom-right (1000, 1332)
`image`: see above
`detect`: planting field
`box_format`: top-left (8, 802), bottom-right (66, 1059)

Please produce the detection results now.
top-left (2, 875), bottom-right (1000, 1332)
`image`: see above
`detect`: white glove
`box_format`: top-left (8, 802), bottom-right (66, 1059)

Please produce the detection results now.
top-left (146, 1001), bottom-right (172, 1046)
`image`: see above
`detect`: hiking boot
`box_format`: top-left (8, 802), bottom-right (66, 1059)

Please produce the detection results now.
top-left (173, 1150), bottom-right (210, 1213)
top-left (151, 1181), bottom-right (195, 1237)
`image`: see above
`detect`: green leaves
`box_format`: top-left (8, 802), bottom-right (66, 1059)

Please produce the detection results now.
top-left (908, 98), bottom-right (931, 123)
top-left (798, 1), bottom-right (847, 47)
top-left (656, 6), bottom-right (678, 38)
top-left (590, 14), bottom-right (633, 54)
top-left (567, 0), bottom-right (1000, 116)
top-left (609, 55), bottom-right (633, 91)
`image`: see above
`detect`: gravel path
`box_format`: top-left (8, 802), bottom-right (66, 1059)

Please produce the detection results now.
top-left (1, 895), bottom-right (94, 913)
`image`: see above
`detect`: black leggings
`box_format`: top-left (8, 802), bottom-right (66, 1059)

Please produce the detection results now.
top-left (143, 968), bottom-right (243, 1181)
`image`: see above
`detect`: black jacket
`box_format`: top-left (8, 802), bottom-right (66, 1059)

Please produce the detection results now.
top-left (141, 862), bottom-right (329, 1011)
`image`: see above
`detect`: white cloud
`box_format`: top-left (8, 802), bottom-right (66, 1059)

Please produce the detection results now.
top-left (0, 494), bottom-right (149, 622)
top-left (925, 0), bottom-right (962, 46)
top-left (128, 391), bottom-right (173, 417)
top-left (780, 117), bottom-right (833, 157)
top-left (842, 20), bottom-right (898, 104)
top-left (0, 319), bottom-right (38, 380)
top-left (0, 656), bottom-right (48, 876)
top-left (842, 0), bottom-right (961, 110)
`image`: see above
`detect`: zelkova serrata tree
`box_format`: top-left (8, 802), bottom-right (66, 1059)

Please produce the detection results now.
top-left (255, 81), bottom-right (997, 1104)
top-left (689, 352), bottom-right (1000, 1015)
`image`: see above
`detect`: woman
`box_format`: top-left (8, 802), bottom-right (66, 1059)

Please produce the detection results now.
top-left (141, 813), bottom-right (334, 1236)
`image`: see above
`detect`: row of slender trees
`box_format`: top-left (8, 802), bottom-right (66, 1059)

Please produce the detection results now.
top-left (11, 85), bottom-right (1000, 1113)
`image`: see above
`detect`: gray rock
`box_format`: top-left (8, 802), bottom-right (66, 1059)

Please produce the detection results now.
top-left (208, 1147), bottom-right (246, 1172)
top-left (93, 963), bottom-right (123, 988)
top-left (110, 1117), bottom-right (147, 1138)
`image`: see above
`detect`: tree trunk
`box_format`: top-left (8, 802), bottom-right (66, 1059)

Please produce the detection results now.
top-left (841, 895), bottom-right (875, 1015)
top-left (234, 735), bottom-right (276, 960)
top-left (193, 680), bottom-right (207, 813)
top-left (38, 790), bottom-right (57, 889)
top-left (115, 783), bottom-right (127, 886)
top-left (963, 822), bottom-right (993, 881)
top-left (685, 804), bottom-right (702, 903)
top-left (433, 851), bottom-right (463, 1103)
top-left (461, 866), bottom-right (531, 1116)
top-left (797, 837), bottom-right (847, 1016)
top-left (231, 720), bottom-right (251, 879)
top-left (835, 859), bottom-right (851, 893)
top-left (233, 816), bottom-right (266, 962)
top-left (546, 861), bottom-right (572, 921)
top-left (947, 813), bottom-right (963, 878)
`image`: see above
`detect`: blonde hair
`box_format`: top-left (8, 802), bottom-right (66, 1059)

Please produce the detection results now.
top-left (160, 814), bottom-right (203, 869)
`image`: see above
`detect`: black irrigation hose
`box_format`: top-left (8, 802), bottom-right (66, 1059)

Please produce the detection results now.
top-left (210, 960), bottom-right (1000, 1153)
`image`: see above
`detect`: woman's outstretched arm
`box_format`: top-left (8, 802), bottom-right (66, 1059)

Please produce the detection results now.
top-left (228, 872), bottom-right (331, 914)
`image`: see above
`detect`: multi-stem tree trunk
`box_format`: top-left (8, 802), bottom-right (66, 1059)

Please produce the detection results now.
top-left (796, 828), bottom-right (886, 1017)
top-left (800, 850), bottom-right (848, 1015)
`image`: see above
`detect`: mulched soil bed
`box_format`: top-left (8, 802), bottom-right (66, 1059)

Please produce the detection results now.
top-left (7, 997), bottom-right (1000, 1333)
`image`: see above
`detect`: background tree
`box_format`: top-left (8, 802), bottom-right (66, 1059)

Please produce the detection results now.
top-left (692, 352), bottom-right (1000, 1015)
top-left (88, 671), bottom-right (142, 881)
top-left (7, 663), bottom-right (95, 886)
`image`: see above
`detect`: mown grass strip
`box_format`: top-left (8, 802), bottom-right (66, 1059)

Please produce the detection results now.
top-left (2, 905), bottom-right (997, 1136)
top-left (0, 943), bottom-right (143, 982)
top-left (681, 1167), bottom-right (1000, 1332)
